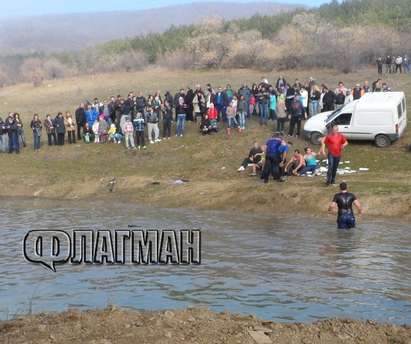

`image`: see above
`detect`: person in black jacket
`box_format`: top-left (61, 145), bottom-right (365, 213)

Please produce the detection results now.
top-left (322, 86), bottom-right (336, 112)
top-left (107, 96), bottom-right (116, 124)
top-left (376, 57), bottom-right (383, 75)
top-left (164, 91), bottom-right (174, 109)
top-left (54, 112), bottom-right (66, 145)
top-left (135, 92), bottom-right (146, 114)
top-left (162, 100), bottom-right (173, 139)
top-left (175, 96), bottom-right (186, 137)
top-left (185, 87), bottom-right (194, 121)
top-left (285, 84), bottom-right (296, 114)
top-left (30, 114), bottom-right (42, 151)
top-left (75, 103), bottom-right (86, 140)
top-left (288, 95), bottom-right (305, 137)
top-left (5, 114), bottom-right (19, 154)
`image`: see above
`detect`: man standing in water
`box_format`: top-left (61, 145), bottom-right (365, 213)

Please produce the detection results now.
top-left (329, 182), bottom-right (363, 229)
top-left (320, 125), bottom-right (348, 186)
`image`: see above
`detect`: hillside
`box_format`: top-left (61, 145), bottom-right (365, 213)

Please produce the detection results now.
top-left (1, 0), bottom-right (411, 87)
top-left (0, 68), bottom-right (410, 219)
top-left (0, 1), bottom-right (299, 54)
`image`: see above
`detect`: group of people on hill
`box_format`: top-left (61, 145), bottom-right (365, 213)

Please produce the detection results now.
top-left (376, 54), bottom-right (410, 75)
top-left (0, 75), bottom-right (391, 154)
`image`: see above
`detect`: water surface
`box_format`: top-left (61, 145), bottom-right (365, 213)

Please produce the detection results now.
top-left (0, 199), bottom-right (410, 324)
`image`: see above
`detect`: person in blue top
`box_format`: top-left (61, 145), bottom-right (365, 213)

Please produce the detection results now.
top-left (85, 104), bottom-right (99, 129)
top-left (269, 87), bottom-right (277, 121)
top-left (277, 137), bottom-right (290, 180)
top-left (214, 86), bottom-right (226, 122)
top-left (300, 147), bottom-right (319, 176)
top-left (262, 132), bottom-right (283, 183)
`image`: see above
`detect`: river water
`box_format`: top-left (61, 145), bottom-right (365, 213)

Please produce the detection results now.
top-left (0, 198), bottom-right (410, 324)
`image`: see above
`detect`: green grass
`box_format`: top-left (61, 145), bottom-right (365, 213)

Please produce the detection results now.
top-left (0, 67), bottom-right (410, 217)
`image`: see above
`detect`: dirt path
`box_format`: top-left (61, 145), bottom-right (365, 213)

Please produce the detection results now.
top-left (1, 308), bottom-right (410, 344)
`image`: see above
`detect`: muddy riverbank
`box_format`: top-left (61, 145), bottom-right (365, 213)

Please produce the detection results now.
top-left (1, 308), bottom-right (411, 344)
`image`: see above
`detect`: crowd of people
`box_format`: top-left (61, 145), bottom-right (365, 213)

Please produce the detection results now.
top-left (376, 54), bottom-right (410, 75)
top-left (0, 75), bottom-right (393, 155)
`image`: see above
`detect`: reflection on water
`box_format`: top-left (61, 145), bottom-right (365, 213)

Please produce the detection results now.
top-left (0, 198), bottom-right (410, 324)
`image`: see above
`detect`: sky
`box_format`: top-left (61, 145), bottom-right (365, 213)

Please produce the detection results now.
top-left (1, 0), bottom-right (330, 19)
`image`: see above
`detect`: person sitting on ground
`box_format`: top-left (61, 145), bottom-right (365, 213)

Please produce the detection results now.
top-left (108, 123), bottom-right (120, 143)
top-left (92, 119), bottom-right (100, 143)
top-left (300, 147), bottom-right (319, 176)
top-left (285, 149), bottom-right (305, 176)
top-left (238, 141), bottom-right (264, 176)
top-left (83, 122), bottom-right (94, 144)
top-left (200, 113), bottom-right (212, 135)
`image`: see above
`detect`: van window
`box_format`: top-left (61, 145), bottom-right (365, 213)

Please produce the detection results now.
top-left (333, 113), bottom-right (352, 126)
top-left (398, 103), bottom-right (403, 118)
top-left (402, 98), bottom-right (406, 112)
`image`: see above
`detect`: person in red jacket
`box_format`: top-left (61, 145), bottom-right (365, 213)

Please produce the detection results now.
top-left (207, 103), bottom-right (218, 133)
top-left (320, 125), bottom-right (348, 186)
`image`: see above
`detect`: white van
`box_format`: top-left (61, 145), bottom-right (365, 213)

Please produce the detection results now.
top-left (304, 92), bottom-right (407, 147)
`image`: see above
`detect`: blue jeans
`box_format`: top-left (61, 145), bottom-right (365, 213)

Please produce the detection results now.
top-left (309, 100), bottom-right (319, 117)
top-left (300, 165), bottom-right (318, 175)
top-left (338, 213), bottom-right (356, 229)
top-left (259, 102), bottom-right (269, 125)
top-left (8, 132), bottom-right (19, 153)
top-left (176, 114), bottom-right (186, 136)
top-left (33, 133), bottom-right (41, 150)
top-left (327, 154), bottom-right (340, 184)
top-left (228, 117), bottom-right (238, 128)
top-left (0, 134), bottom-right (6, 152)
top-left (238, 112), bottom-right (246, 129)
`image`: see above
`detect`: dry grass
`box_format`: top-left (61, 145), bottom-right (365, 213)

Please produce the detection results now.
top-left (0, 67), bottom-right (410, 218)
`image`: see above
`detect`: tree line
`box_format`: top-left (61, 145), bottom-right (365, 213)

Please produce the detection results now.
top-left (0, 0), bottom-right (410, 87)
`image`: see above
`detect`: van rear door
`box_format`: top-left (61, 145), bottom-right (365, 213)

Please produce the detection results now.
top-left (397, 97), bottom-right (407, 137)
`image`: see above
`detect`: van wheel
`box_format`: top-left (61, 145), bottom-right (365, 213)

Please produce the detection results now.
top-left (375, 134), bottom-right (391, 148)
top-left (310, 132), bottom-right (323, 145)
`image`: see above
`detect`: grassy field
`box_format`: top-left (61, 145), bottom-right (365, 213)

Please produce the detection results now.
top-left (1, 67), bottom-right (410, 218)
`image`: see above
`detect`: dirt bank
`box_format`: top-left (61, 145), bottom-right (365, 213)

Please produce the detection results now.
top-left (2, 172), bottom-right (411, 221)
top-left (1, 308), bottom-right (410, 344)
